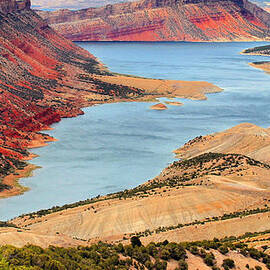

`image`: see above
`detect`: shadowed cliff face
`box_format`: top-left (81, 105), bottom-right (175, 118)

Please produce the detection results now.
top-left (0, 1), bottom-right (145, 189)
top-left (38, 0), bottom-right (270, 41)
top-left (0, 0), bottom-right (31, 14)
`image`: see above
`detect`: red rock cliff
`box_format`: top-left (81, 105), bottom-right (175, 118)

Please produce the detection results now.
top-left (38, 0), bottom-right (270, 41)
top-left (0, 0), bottom-right (144, 192)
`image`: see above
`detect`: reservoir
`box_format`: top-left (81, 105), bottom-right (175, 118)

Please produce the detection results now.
top-left (1, 41), bottom-right (270, 220)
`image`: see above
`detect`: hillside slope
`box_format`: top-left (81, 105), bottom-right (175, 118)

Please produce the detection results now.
top-left (5, 124), bottom-right (270, 248)
top-left (38, 0), bottom-right (270, 41)
top-left (0, 0), bottom-right (147, 198)
top-left (174, 123), bottom-right (270, 163)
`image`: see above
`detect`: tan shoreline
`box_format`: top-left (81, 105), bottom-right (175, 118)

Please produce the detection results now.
top-left (3, 122), bottom-right (270, 248)
top-left (249, 62), bottom-right (270, 74)
top-left (241, 49), bottom-right (270, 74)
top-left (0, 134), bottom-right (57, 199)
top-left (165, 101), bottom-right (183, 106)
top-left (240, 52), bottom-right (269, 56)
top-left (95, 75), bottom-right (223, 101)
top-left (27, 137), bottom-right (58, 149)
top-left (0, 164), bottom-right (38, 199)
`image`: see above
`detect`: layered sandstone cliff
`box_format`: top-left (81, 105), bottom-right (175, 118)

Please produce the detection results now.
top-left (38, 0), bottom-right (270, 41)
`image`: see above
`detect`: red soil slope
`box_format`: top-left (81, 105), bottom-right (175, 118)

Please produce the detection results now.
top-left (0, 0), bottom-right (145, 193)
top-left (38, 0), bottom-right (270, 41)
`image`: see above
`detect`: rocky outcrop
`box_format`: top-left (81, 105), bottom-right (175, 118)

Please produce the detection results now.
top-left (38, 0), bottom-right (270, 41)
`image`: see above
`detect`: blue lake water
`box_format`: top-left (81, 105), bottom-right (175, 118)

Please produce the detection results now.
top-left (1, 42), bottom-right (270, 221)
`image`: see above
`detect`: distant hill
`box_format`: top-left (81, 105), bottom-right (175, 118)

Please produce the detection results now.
top-left (32, 0), bottom-right (269, 10)
top-left (37, 0), bottom-right (270, 42)
top-left (32, 0), bottom-right (137, 10)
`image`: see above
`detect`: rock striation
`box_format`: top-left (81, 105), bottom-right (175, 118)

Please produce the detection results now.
top-left (38, 0), bottom-right (270, 41)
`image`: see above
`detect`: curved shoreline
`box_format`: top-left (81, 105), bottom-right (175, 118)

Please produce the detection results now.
top-left (0, 164), bottom-right (38, 199)
top-left (2, 42), bottom-right (269, 213)
top-left (249, 62), bottom-right (270, 74)
top-left (0, 76), bottom-right (222, 200)
top-left (0, 136), bottom-right (57, 199)
top-left (241, 45), bottom-right (270, 74)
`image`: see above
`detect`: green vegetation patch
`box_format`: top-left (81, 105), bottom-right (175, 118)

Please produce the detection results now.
top-left (77, 74), bottom-right (145, 98)
top-left (243, 45), bottom-right (270, 55)
top-left (1, 235), bottom-right (270, 269)
top-left (17, 152), bottom-right (270, 219)
top-left (0, 154), bottom-right (27, 191)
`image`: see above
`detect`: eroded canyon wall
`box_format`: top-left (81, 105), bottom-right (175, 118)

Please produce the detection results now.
top-left (38, 0), bottom-right (270, 41)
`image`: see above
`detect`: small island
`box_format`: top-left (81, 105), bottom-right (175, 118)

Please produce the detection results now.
top-left (150, 103), bottom-right (168, 110)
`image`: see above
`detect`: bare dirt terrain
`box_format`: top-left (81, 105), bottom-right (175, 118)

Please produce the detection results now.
top-left (0, 227), bottom-right (85, 248)
top-left (96, 75), bottom-right (222, 100)
top-left (174, 123), bottom-right (270, 164)
top-left (10, 184), bottom-right (268, 242)
top-left (3, 123), bottom-right (270, 249)
top-left (2, 123), bottom-right (270, 270)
